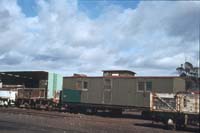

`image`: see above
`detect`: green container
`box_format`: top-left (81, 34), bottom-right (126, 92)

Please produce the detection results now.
top-left (47, 72), bottom-right (63, 99)
top-left (62, 89), bottom-right (81, 103)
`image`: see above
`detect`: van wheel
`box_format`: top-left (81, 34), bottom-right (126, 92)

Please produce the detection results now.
top-left (111, 109), bottom-right (122, 116)
top-left (166, 118), bottom-right (175, 130)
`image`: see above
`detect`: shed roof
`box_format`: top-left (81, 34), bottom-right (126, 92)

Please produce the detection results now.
top-left (103, 70), bottom-right (136, 74)
top-left (0, 71), bottom-right (49, 80)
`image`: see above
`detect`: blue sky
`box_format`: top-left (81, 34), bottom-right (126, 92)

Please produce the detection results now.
top-left (17, 0), bottom-right (38, 17)
top-left (78, 0), bottom-right (140, 18)
top-left (0, 0), bottom-right (199, 76)
top-left (17, 0), bottom-right (140, 18)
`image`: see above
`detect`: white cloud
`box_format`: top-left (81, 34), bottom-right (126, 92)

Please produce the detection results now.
top-left (0, 0), bottom-right (199, 76)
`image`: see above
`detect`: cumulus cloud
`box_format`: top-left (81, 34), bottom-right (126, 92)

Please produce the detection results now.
top-left (0, 0), bottom-right (199, 76)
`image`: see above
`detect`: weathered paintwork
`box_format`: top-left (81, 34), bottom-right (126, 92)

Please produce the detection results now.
top-left (63, 77), bottom-right (185, 108)
top-left (177, 93), bottom-right (199, 114)
top-left (62, 89), bottom-right (81, 103)
top-left (17, 88), bottom-right (45, 99)
top-left (150, 92), bottom-right (199, 114)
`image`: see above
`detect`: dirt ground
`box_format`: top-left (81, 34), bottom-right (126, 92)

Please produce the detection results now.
top-left (0, 108), bottom-right (199, 133)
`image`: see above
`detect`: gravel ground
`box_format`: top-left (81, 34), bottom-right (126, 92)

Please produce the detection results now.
top-left (0, 108), bottom-right (199, 133)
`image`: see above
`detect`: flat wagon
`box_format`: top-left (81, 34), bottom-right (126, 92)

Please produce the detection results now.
top-left (0, 71), bottom-right (63, 109)
top-left (150, 92), bottom-right (199, 129)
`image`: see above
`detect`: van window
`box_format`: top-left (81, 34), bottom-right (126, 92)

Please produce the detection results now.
top-left (76, 81), bottom-right (82, 89)
top-left (146, 81), bottom-right (152, 91)
top-left (104, 79), bottom-right (112, 89)
top-left (138, 82), bottom-right (145, 91)
top-left (83, 81), bottom-right (88, 89)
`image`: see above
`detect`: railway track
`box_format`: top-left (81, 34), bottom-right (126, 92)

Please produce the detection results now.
top-left (0, 107), bottom-right (136, 124)
top-left (0, 107), bottom-right (76, 118)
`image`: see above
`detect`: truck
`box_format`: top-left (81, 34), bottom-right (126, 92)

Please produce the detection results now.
top-left (0, 79), bottom-right (2, 88)
top-left (0, 80), bottom-right (20, 106)
top-left (150, 92), bottom-right (199, 130)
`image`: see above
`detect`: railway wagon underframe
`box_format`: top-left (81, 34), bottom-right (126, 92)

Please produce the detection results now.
top-left (15, 98), bottom-right (58, 110)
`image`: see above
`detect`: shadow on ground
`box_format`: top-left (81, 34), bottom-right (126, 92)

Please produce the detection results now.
top-left (0, 120), bottom-right (82, 133)
top-left (75, 111), bottom-right (144, 120)
top-left (134, 122), bottom-right (199, 133)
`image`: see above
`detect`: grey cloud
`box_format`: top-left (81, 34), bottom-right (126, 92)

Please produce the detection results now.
top-left (0, 0), bottom-right (198, 76)
top-left (32, 47), bottom-right (80, 62)
top-left (165, 3), bottom-right (200, 42)
top-left (0, 10), bottom-right (11, 32)
top-left (115, 53), bottom-right (185, 71)
top-left (33, 54), bottom-right (59, 61)
top-left (0, 52), bottom-right (23, 65)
